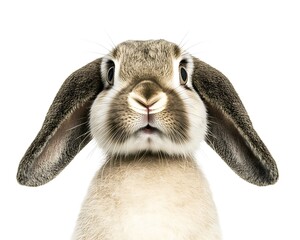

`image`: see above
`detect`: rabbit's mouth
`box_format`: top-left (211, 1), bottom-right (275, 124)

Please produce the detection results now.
top-left (130, 122), bottom-right (164, 141)
top-left (140, 124), bottom-right (161, 135)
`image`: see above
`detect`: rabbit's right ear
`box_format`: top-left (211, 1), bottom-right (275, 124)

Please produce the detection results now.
top-left (17, 58), bottom-right (103, 187)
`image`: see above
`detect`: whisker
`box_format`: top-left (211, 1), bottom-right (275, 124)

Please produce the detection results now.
top-left (178, 32), bottom-right (190, 50)
top-left (67, 121), bottom-right (89, 131)
top-left (82, 38), bottom-right (112, 53)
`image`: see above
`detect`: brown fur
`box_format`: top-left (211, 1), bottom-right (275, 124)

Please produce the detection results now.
top-left (17, 59), bottom-right (103, 186)
top-left (113, 40), bottom-right (178, 83)
top-left (192, 58), bottom-right (278, 185)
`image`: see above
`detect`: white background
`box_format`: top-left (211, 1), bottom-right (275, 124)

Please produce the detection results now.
top-left (1, 0), bottom-right (299, 239)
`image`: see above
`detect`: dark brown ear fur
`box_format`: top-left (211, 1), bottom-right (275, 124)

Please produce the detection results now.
top-left (17, 58), bottom-right (103, 186)
top-left (192, 57), bottom-right (278, 186)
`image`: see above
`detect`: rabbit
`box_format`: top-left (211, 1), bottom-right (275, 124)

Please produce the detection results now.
top-left (17, 39), bottom-right (278, 240)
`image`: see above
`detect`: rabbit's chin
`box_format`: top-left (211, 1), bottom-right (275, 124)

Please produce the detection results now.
top-left (92, 123), bottom-right (206, 157)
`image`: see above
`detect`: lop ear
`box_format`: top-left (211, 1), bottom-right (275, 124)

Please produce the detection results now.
top-left (17, 58), bottom-right (103, 186)
top-left (192, 57), bottom-right (278, 186)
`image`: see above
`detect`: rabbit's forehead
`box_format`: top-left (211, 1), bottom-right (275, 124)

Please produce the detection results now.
top-left (111, 40), bottom-right (182, 81)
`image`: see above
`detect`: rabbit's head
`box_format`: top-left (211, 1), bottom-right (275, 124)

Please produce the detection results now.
top-left (90, 40), bottom-right (207, 156)
top-left (17, 39), bottom-right (278, 187)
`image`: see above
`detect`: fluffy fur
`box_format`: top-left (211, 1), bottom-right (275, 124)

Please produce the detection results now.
top-left (17, 39), bottom-right (278, 239)
top-left (73, 155), bottom-right (220, 240)
top-left (17, 59), bottom-right (103, 186)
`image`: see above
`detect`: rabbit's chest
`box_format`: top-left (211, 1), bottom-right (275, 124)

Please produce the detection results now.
top-left (73, 159), bottom-right (221, 240)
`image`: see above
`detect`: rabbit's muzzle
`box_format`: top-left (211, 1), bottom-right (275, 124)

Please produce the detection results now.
top-left (128, 80), bottom-right (167, 115)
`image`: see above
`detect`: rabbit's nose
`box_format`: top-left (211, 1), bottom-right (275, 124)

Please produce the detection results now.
top-left (128, 80), bottom-right (167, 115)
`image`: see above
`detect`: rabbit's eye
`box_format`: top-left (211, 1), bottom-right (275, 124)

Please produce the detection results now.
top-left (107, 65), bottom-right (115, 86)
top-left (179, 66), bottom-right (188, 85)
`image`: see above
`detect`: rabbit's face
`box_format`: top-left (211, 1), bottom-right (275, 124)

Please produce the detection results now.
top-left (90, 40), bottom-right (207, 156)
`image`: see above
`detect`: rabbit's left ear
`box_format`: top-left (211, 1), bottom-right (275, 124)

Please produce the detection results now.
top-left (17, 58), bottom-right (103, 186)
top-left (192, 57), bottom-right (278, 186)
